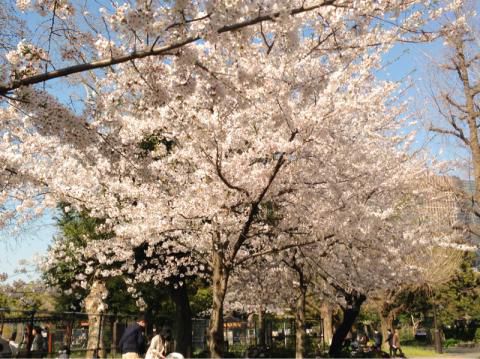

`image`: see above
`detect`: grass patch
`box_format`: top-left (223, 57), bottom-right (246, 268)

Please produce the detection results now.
top-left (401, 345), bottom-right (439, 357)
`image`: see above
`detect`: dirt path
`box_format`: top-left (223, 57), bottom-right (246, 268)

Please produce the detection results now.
top-left (409, 347), bottom-right (480, 359)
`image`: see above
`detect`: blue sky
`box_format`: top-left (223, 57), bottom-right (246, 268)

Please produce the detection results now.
top-left (0, 210), bottom-right (58, 282)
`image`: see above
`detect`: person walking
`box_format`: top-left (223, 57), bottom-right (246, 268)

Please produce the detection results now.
top-left (30, 326), bottom-right (44, 358)
top-left (392, 329), bottom-right (403, 357)
top-left (385, 329), bottom-right (394, 357)
top-left (8, 332), bottom-right (19, 358)
top-left (145, 326), bottom-right (171, 359)
top-left (373, 329), bottom-right (382, 351)
top-left (119, 315), bottom-right (147, 359)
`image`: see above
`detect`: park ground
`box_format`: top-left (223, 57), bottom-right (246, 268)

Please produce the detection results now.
top-left (405, 346), bottom-right (480, 358)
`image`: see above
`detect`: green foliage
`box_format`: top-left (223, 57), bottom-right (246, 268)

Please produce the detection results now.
top-left (136, 283), bottom-right (175, 325)
top-left (475, 328), bottom-right (480, 343)
top-left (190, 285), bottom-right (212, 317)
top-left (258, 201), bottom-right (283, 226)
top-left (396, 288), bottom-right (431, 317)
top-left (43, 205), bottom-right (134, 312)
top-left (381, 253), bottom-right (480, 340)
top-left (398, 326), bottom-right (415, 342)
top-left (444, 338), bottom-right (459, 347)
top-left (443, 320), bottom-right (478, 342)
top-left (0, 280), bottom-right (57, 312)
top-left (357, 307), bottom-right (380, 325)
top-left (43, 203), bottom-right (112, 311)
top-left (138, 132), bottom-right (176, 159)
top-left (435, 253), bottom-right (480, 326)
top-left (105, 277), bottom-right (138, 315)
top-left (268, 346), bottom-right (296, 358)
top-left (401, 346), bottom-right (437, 357)
top-left (45, 203), bottom-right (211, 320)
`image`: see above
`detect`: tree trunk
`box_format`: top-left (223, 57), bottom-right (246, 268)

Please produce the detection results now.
top-left (432, 297), bottom-right (443, 354)
top-left (170, 283), bottom-right (193, 358)
top-left (328, 293), bottom-right (366, 358)
top-left (295, 286), bottom-right (307, 359)
top-left (320, 303), bottom-right (333, 346)
top-left (85, 280), bottom-right (108, 358)
top-left (379, 311), bottom-right (393, 352)
top-left (208, 250), bottom-right (229, 358)
top-left (453, 39), bottom-right (480, 208)
top-left (258, 307), bottom-right (266, 347)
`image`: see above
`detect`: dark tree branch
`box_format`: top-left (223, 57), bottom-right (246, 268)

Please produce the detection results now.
top-left (235, 233), bottom-right (335, 266)
top-left (443, 93), bottom-right (467, 114)
top-left (214, 138), bottom-right (250, 197)
top-left (230, 130), bottom-right (299, 264)
top-left (260, 21), bottom-right (275, 55)
top-left (0, 1), bottom-right (336, 95)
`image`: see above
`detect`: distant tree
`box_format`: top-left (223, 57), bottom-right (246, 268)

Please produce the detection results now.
top-left (435, 253), bottom-right (480, 326)
top-left (427, 2), bottom-right (480, 224)
top-left (0, 279), bottom-right (57, 312)
top-left (43, 204), bottom-right (209, 356)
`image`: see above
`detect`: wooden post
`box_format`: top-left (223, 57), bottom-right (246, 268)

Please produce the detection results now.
top-left (111, 317), bottom-right (118, 356)
top-left (66, 318), bottom-right (74, 352)
top-left (48, 326), bottom-right (53, 354)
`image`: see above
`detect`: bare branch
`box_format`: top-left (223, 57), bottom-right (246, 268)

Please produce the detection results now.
top-left (260, 21), bottom-right (275, 55)
top-left (429, 125), bottom-right (470, 146)
top-left (235, 233), bottom-right (335, 266)
top-left (471, 82), bottom-right (480, 96)
top-left (443, 93), bottom-right (467, 113)
top-left (44, 0), bottom-right (58, 81)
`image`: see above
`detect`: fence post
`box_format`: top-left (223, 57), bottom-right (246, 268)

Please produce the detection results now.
top-left (111, 316), bottom-right (118, 356)
top-left (47, 326), bottom-right (53, 354)
top-left (0, 308), bottom-right (5, 335)
top-left (94, 313), bottom-right (103, 358)
top-left (321, 317), bottom-right (325, 352)
top-left (66, 317), bottom-right (74, 353)
top-left (26, 310), bottom-right (35, 358)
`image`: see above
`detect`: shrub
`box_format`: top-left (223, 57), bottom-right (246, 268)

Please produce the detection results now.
top-left (444, 338), bottom-right (459, 348)
top-left (475, 328), bottom-right (480, 343)
top-left (268, 346), bottom-right (296, 358)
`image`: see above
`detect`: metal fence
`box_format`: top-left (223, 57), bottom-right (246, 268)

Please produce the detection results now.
top-left (0, 308), bottom-right (136, 358)
top-left (0, 309), bottom-right (326, 357)
top-left (191, 317), bottom-right (326, 356)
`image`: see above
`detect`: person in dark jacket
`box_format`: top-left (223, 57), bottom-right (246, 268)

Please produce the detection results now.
top-left (373, 329), bottom-right (382, 351)
top-left (30, 326), bottom-right (44, 358)
top-left (119, 315), bottom-right (147, 359)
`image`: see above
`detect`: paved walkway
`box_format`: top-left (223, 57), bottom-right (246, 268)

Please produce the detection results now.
top-left (409, 347), bottom-right (480, 358)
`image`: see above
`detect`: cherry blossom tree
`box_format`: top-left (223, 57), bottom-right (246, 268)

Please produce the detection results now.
top-left (42, 205), bottom-right (207, 357)
top-left (225, 171), bottom-right (466, 358)
top-left (0, 1), bottom-right (466, 357)
top-left (0, 0), bottom-right (448, 96)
